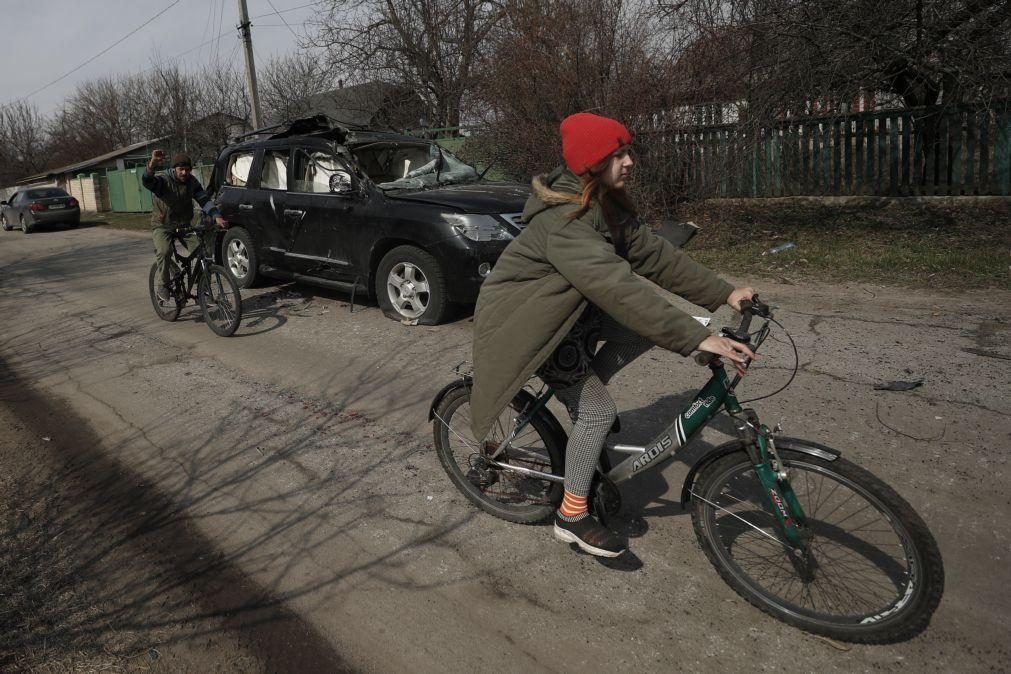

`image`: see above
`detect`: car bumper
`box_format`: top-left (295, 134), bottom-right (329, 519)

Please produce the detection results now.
top-left (29, 208), bottom-right (81, 225)
top-left (430, 236), bottom-right (510, 304)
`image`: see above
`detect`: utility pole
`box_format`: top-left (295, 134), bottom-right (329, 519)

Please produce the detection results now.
top-left (236, 0), bottom-right (263, 129)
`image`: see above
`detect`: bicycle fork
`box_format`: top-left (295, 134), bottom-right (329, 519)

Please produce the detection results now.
top-left (740, 417), bottom-right (812, 554)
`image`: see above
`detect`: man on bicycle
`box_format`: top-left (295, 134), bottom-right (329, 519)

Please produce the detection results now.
top-left (142, 150), bottom-right (227, 303)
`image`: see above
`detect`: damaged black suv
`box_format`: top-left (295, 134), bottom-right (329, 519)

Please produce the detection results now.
top-left (209, 115), bottom-right (528, 325)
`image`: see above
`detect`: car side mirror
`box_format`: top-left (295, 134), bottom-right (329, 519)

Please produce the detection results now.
top-left (329, 171), bottom-right (354, 196)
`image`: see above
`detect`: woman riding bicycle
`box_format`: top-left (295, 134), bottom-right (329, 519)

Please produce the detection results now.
top-left (470, 112), bottom-right (757, 557)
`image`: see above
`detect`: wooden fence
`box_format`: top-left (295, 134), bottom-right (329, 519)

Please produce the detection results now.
top-left (639, 106), bottom-right (1011, 198)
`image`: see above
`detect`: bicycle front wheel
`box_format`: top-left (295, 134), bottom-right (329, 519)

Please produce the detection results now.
top-left (198, 264), bottom-right (242, 337)
top-left (148, 262), bottom-right (182, 322)
top-left (690, 447), bottom-right (944, 643)
top-left (433, 385), bottom-right (565, 524)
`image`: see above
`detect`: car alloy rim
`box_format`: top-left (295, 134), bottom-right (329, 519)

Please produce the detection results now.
top-left (227, 239), bottom-right (249, 279)
top-left (386, 261), bottom-right (429, 319)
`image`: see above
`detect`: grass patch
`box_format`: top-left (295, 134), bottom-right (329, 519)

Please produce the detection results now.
top-left (82, 211), bottom-right (151, 232)
top-left (676, 198), bottom-right (1011, 290)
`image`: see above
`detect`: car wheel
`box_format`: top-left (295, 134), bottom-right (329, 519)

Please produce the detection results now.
top-left (376, 245), bottom-right (450, 325)
top-left (20, 215), bottom-right (31, 234)
top-left (222, 227), bottom-right (258, 288)
top-left (1, 214), bottom-right (9, 231)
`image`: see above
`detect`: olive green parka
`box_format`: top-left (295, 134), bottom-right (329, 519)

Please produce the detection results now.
top-left (469, 168), bottom-right (733, 440)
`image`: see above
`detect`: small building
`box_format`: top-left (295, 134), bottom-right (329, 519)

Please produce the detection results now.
top-left (14, 137), bottom-right (169, 212)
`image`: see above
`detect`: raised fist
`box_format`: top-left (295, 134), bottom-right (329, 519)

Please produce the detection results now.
top-left (150, 149), bottom-right (166, 167)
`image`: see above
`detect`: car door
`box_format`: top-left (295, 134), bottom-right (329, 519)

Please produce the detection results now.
top-left (11, 192), bottom-right (27, 222)
top-left (216, 148), bottom-right (256, 227)
top-left (282, 146), bottom-right (359, 279)
top-left (244, 146), bottom-right (292, 269)
top-left (1, 192), bottom-right (19, 222)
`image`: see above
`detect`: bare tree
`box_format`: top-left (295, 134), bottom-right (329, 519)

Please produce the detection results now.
top-left (51, 77), bottom-right (140, 162)
top-left (469, 1), bottom-right (670, 179)
top-left (190, 62), bottom-right (252, 160)
top-left (309, 0), bottom-right (506, 129)
top-left (0, 102), bottom-right (51, 183)
top-left (258, 51), bottom-right (335, 124)
top-left (658, 0), bottom-right (1011, 119)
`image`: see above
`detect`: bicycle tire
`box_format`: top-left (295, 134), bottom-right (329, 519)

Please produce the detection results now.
top-left (433, 385), bottom-right (565, 524)
top-left (690, 448), bottom-right (943, 643)
top-left (148, 262), bottom-right (182, 322)
top-left (198, 264), bottom-right (242, 337)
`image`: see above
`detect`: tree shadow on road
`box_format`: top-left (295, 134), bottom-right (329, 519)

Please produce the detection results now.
top-left (0, 277), bottom-right (486, 672)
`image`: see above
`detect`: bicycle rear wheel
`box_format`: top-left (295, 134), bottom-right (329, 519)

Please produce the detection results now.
top-left (198, 264), bottom-right (242, 337)
top-left (690, 448), bottom-right (943, 643)
top-left (433, 385), bottom-right (565, 524)
top-left (148, 262), bottom-right (182, 321)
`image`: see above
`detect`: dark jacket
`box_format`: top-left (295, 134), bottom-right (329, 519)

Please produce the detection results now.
top-left (141, 168), bottom-right (217, 228)
top-left (469, 168), bottom-right (733, 439)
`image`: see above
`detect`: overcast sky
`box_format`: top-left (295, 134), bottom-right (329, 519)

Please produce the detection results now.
top-left (1, 0), bottom-right (320, 115)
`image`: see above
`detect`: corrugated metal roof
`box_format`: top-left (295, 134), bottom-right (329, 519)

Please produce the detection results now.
top-left (16, 135), bottom-right (169, 185)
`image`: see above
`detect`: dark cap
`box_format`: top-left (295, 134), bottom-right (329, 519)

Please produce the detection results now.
top-left (170, 153), bottom-right (193, 169)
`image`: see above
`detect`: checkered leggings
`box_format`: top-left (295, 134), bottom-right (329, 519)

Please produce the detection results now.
top-left (551, 315), bottom-right (653, 497)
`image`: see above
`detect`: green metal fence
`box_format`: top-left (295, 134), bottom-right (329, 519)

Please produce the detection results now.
top-left (102, 164), bottom-right (213, 212)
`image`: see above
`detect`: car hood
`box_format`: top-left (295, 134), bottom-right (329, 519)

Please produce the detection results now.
top-left (385, 182), bottom-right (530, 213)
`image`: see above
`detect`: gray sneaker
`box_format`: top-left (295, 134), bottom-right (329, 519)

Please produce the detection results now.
top-left (155, 285), bottom-right (171, 304)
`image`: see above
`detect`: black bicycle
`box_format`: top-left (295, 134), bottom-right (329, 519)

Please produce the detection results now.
top-left (147, 221), bottom-right (242, 337)
top-left (430, 297), bottom-right (944, 644)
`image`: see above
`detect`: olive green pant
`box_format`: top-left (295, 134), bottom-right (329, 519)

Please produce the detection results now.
top-left (152, 226), bottom-right (204, 290)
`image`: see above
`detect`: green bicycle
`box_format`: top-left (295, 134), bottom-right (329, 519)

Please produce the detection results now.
top-left (430, 297), bottom-right (944, 643)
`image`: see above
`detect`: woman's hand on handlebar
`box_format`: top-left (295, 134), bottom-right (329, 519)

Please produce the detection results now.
top-left (697, 335), bottom-right (756, 376)
top-left (726, 286), bottom-right (756, 313)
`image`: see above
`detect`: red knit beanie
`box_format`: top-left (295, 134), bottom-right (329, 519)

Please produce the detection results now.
top-left (560, 112), bottom-right (632, 175)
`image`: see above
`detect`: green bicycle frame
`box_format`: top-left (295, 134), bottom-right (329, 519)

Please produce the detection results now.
top-left (503, 358), bottom-right (810, 548)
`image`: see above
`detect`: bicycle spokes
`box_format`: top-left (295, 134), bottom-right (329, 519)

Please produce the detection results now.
top-left (698, 457), bottom-right (918, 621)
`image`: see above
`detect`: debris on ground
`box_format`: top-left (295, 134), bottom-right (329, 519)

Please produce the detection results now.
top-left (873, 380), bottom-right (924, 391)
top-left (763, 242), bottom-right (796, 255)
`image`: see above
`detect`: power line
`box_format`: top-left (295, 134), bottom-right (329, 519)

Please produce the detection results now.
top-left (264, 0), bottom-right (302, 40)
top-left (10, 1), bottom-right (182, 105)
top-left (251, 2), bottom-right (317, 20)
top-left (138, 29), bottom-right (235, 76)
top-left (215, 0), bottom-right (228, 63)
top-left (196, 0), bottom-right (217, 64)
top-left (2, 0), bottom-right (315, 110)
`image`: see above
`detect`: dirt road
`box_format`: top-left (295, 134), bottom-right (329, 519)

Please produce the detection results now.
top-left (1, 225), bottom-right (1008, 672)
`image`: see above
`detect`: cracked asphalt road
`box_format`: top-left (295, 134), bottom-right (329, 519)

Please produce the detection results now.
top-left (1, 225), bottom-right (1008, 672)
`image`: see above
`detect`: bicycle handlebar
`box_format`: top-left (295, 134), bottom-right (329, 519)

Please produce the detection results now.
top-left (694, 295), bottom-right (772, 367)
top-left (168, 223), bottom-right (214, 237)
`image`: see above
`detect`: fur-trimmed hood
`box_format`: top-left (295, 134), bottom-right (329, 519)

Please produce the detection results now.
top-left (522, 166), bottom-right (608, 236)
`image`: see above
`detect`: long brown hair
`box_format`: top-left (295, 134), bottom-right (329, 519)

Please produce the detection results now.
top-left (566, 161), bottom-right (637, 257)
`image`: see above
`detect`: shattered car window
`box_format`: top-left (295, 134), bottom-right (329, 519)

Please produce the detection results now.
top-left (351, 142), bottom-right (479, 190)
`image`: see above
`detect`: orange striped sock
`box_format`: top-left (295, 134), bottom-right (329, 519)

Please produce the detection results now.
top-left (558, 491), bottom-right (588, 521)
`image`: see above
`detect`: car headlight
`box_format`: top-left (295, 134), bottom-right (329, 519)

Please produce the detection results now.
top-left (446, 214), bottom-right (513, 242)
